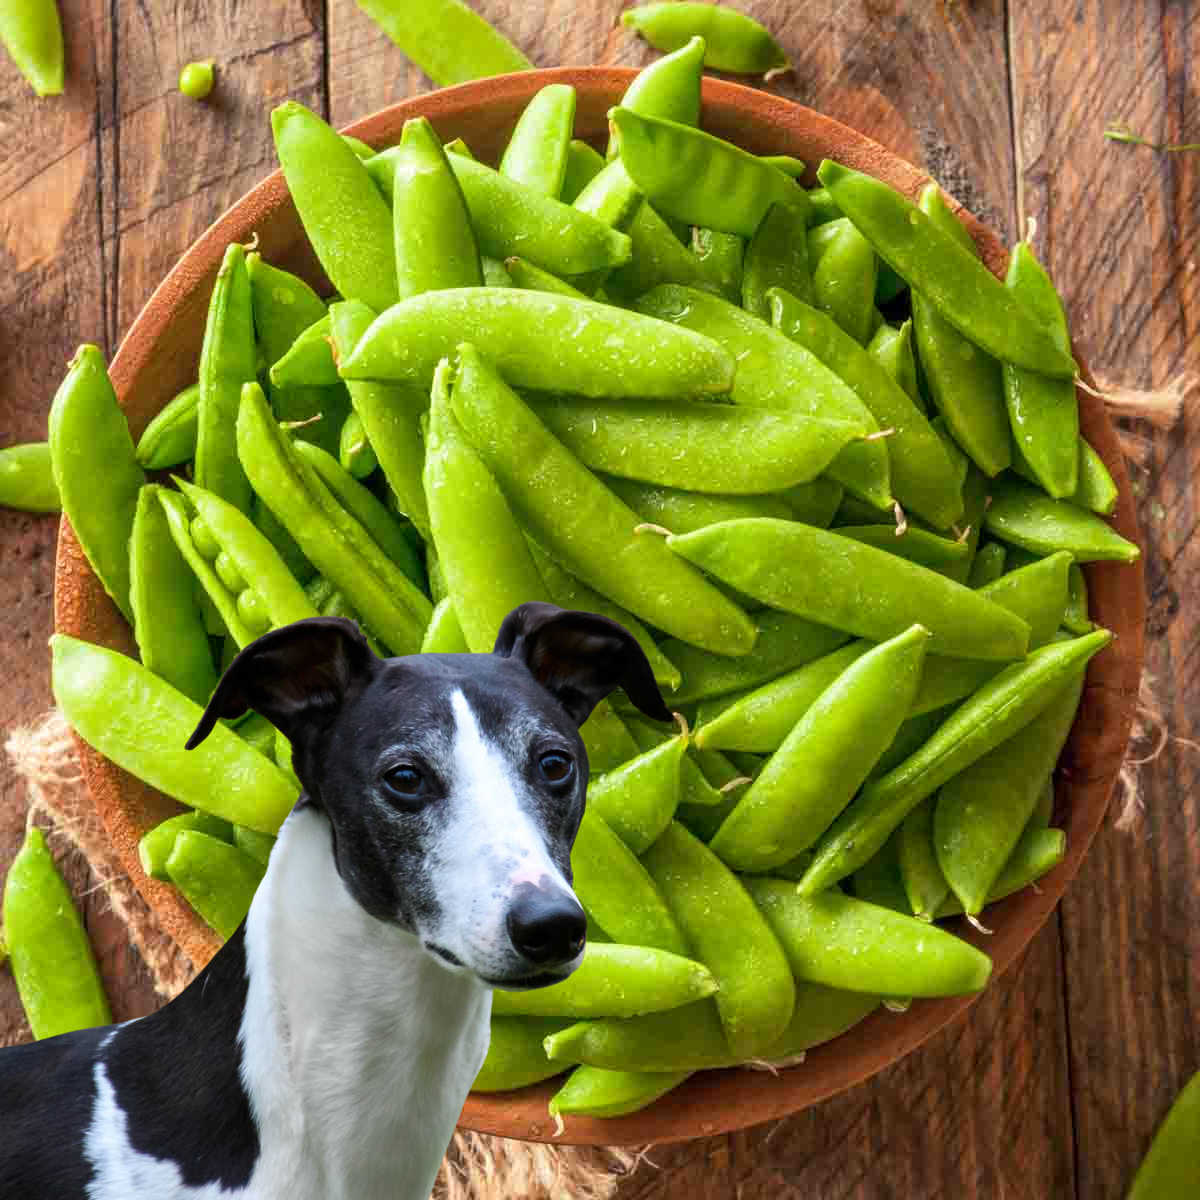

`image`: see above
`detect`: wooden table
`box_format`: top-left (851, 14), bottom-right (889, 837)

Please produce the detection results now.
top-left (1, 2), bottom-right (1196, 1195)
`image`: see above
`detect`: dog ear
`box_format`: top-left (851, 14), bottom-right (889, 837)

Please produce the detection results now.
top-left (494, 602), bottom-right (673, 726)
top-left (186, 617), bottom-right (378, 749)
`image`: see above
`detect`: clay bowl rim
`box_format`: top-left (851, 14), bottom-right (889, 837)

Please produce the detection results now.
top-left (53, 67), bottom-right (1145, 1148)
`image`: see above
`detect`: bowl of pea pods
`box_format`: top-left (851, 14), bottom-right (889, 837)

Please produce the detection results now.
top-left (50, 54), bottom-right (1145, 1145)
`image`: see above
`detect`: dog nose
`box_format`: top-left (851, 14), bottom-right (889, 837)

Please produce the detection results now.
top-left (506, 887), bottom-right (587, 967)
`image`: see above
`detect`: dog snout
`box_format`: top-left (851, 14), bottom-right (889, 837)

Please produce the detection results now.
top-left (505, 884), bottom-right (587, 969)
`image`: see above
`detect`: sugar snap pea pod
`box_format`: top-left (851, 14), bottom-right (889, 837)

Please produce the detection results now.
top-left (425, 359), bottom-right (548, 653)
top-left (0, 441), bottom-right (59, 512)
top-left (690, 746), bottom-right (751, 806)
top-left (234, 826), bottom-right (276, 866)
top-left (562, 139), bottom-right (606, 202)
top-left (269, 314), bottom-right (338, 390)
top-left (985, 476), bottom-right (1140, 563)
top-left (48, 345), bottom-right (145, 621)
top-left (2, 827), bottom-right (110, 1039)
top-left (808, 222), bottom-right (878, 346)
top-left (550, 1066), bottom-right (691, 1119)
top-left (571, 160), bottom-right (643, 238)
top-left (1013, 435), bottom-right (1118, 516)
top-left (818, 162), bottom-right (1077, 379)
top-left (529, 395), bottom-right (865, 495)
top-left (571, 809), bottom-right (689, 956)
top-left (237, 383), bottom-right (428, 654)
top-left (290, 439), bottom-right (424, 590)
top-left (1002, 241), bottom-right (1080, 498)
top-left (806, 186), bottom-right (841, 226)
top-left (934, 827), bottom-right (1066, 918)
top-left (338, 410), bottom-right (377, 478)
top-left (134, 384), bottom-right (200, 469)
top-left (798, 628), bottom-right (1111, 895)
top-left (636, 285), bottom-right (890, 507)
top-left (0, 0), bottom-right (63, 97)
top-left (52, 634), bottom-right (298, 831)
top-left (252, 496), bottom-right (316, 587)
top-left (504, 257), bottom-right (591, 299)
top-left (473, 1018), bottom-right (568, 1092)
top-left (621, 3), bottom-right (788, 75)
top-left (580, 701), bottom-right (643, 775)
top-left (587, 735), bottom-right (686, 854)
top-left (604, 197), bottom-right (716, 301)
top-left (692, 228), bottom-right (745, 303)
top-left (603, 476), bottom-right (795, 533)
top-left (695, 642), bottom-right (872, 754)
top-left (770, 288), bottom-right (962, 528)
top-left (837, 525), bottom-right (969, 570)
top-left (896, 798), bottom-right (949, 921)
top-left (942, 467), bottom-right (988, 585)
top-left (668, 519), bottom-right (1030, 661)
top-left (446, 345), bottom-right (755, 654)
top-left (479, 256), bottom-right (512, 287)
top-left (1125, 1068), bottom-right (1200, 1200)
top-left (390, 117), bottom-right (483, 301)
top-left (869, 708), bottom-right (947, 783)
top-left (745, 877), bottom-right (991, 996)
top-left (138, 811), bottom-right (234, 881)
top-left (492, 942), bottom-right (716, 1019)
top-left (623, 714), bottom-right (726, 812)
top-left (353, 0), bottom-right (531, 86)
top-left (498, 84), bottom-right (577, 196)
top-left (1063, 562), bottom-right (1093, 634)
top-left (420, 597), bottom-right (468, 654)
top-left (663, 612), bottom-right (850, 707)
top-left (606, 35), bottom-right (705, 159)
top-left (272, 102), bottom-right (397, 313)
top-left (867, 319), bottom-right (921, 407)
top-left (610, 108), bottom-right (807, 237)
top-left (968, 541), bottom-right (1007, 588)
top-left (935, 671), bottom-right (1085, 916)
top-left (525, 540), bottom-right (680, 692)
top-left (710, 627), bottom-right (928, 872)
top-left (129, 486), bottom-right (217, 706)
top-left (781, 478), bottom-right (845, 527)
top-left (641, 823), bottom-right (796, 1058)
top-left (742, 202), bottom-right (813, 318)
top-left (166, 829), bottom-right (265, 940)
top-left (342, 287), bottom-right (733, 400)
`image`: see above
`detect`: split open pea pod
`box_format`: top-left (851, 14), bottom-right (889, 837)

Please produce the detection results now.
top-left (586, 735), bottom-right (686, 854)
top-left (473, 1018), bottom-right (568, 1093)
top-left (641, 821), bottom-right (795, 1058)
top-left (550, 1067), bottom-right (691, 1120)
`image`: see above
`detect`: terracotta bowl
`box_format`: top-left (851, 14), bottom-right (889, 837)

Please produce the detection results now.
top-left (53, 68), bottom-right (1145, 1147)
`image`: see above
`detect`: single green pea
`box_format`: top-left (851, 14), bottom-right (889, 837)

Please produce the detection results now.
top-left (178, 60), bottom-right (215, 100)
top-left (472, 1017), bottom-right (568, 1093)
top-left (236, 588), bottom-right (271, 635)
top-left (166, 830), bottom-right (266, 940)
top-left (586, 734), bottom-right (686, 854)
top-left (499, 84), bottom-right (577, 197)
top-left (549, 1067), bottom-right (691, 1120)
top-left (138, 811), bottom-right (235, 881)
top-left (621, 4), bottom-right (789, 76)
top-left (0, 442), bottom-right (60, 512)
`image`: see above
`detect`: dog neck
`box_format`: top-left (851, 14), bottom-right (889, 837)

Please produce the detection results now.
top-left (240, 804), bottom-right (492, 1200)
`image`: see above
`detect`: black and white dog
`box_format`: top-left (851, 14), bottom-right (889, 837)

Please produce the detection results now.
top-left (0, 602), bottom-right (671, 1199)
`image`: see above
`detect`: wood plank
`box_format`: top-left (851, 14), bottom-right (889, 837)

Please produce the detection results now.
top-left (1009, 1), bottom-right (1200, 1196)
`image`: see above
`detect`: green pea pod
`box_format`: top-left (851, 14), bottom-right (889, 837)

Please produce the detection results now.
top-left (806, 186), bottom-right (841, 226)
top-left (269, 315), bottom-right (338, 390)
top-left (49, 345), bottom-right (146, 622)
top-left (0, 441), bottom-right (57, 512)
top-left (605, 196), bottom-right (716, 301)
top-left (641, 822), bottom-right (794, 1057)
top-left (781, 478), bottom-right (845, 527)
top-left (236, 383), bottom-right (429, 654)
top-left (622, 715), bottom-right (726, 812)
top-left (1125, 1068), bottom-right (1200, 1199)
top-left (968, 541), bottom-right (1007, 588)
top-left (636, 285), bottom-right (891, 507)
top-left (770, 288), bottom-right (963, 528)
top-left (272, 102), bottom-right (397, 312)
top-left (530, 395), bottom-right (865, 495)
top-left (896, 798), bottom-right (949, 921)
top-left (868, 708), bottom-right (947, 784)
top-left (935, 826), bottom-right (1067, 917)
top-left (663, 612), bottom-right (850, 707)
top-left (1064, 562), bottom-right (1093, 634)
top-left (694, 642), bottom-right (871, 754)
top-left (337, 411), bottom-right (377, 478)
top-left (134, 384), bottom-right (200, 469)
top-left (667, 519), bottom-right (1029, 661)
top-left (138, 811), bottom-right (234, 881)
top-left (710, 626), bottom-right (929, 871)
top-left (562, 139), bottom-right (606, 202)
top-left (473, 1017), bottom-right (568, 1092)
top-left (343, 287), bottom-right (733, 401)
top-left (234, 826), bottom-right (276, 866)
top-left (587, 735), bottom-right (686, 854)
top-left (985, 477), bottom-right (1139, 563)
top-left (837, 525), bottom-right (969, 570)
top-left (818, 162), bottom-right (1076, 378)
top-left (353, 0), bottom-right (531, 87)
top-left (420, 597), bottom-right (468, 654)
top-left (492, 942), bottom-right (716, 1019)
top-left (580, 701), bottom-right (642, 775)
top-left (798, 628), bottom-right (1111, 895)
top-left (0, 0), bottom-right (64, 96)
top-left (809, 222), bottom-right (878, 346)
top-left (867, 319), bottom-right (921, 406)
top-left (129, 486), bottom-right (217, 706)
top-left (503, 257), bottom-right (591, 299)
top-left (52, 634), bottom-right (298, 832)
top-left (166, 830), bottom-right (265, 940)
top-left (2, 827), bottom-right (110, 1039)
top-left (498, 84), bottom-right (577, 196)
top-left (526, 540), bottom-right (681, 692)
top-left (570, 809), bottom-right (689, 957)
top-left (1002, 242), bottom-right (1080, 498)
top-left (550, 1067), bottom-right (691, 1119)
top-left (850, 835), bottom-right (909, 912)
top-left (610, 108), bottom-right (807, 237)
top-left (567, 160), bottom-right (658, 295)
top-left (745, 877), bottom-right (991, 996)
top-left (741, 202), bottom-right (814, 318)
top-left (446, 344), bottom-right (756, 655)
top-left (942, 468), bottom-right (989, 585)
top-left (328, 300), bottom-right (429, 538)
top-left (935, 671), bottom-right (1085, 916)
top-left (692, 228), bottom-right (745, 303)
top-left (606, 35), bottom-right (705, 159)
top-left (1013, 435), bottom-right (1118, 516)
top-left (602, 476), bottom-right (795, 533)
top-left (252, 496), bottom-right (316, 587)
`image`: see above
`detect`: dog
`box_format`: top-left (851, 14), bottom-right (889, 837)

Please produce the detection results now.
top-left (0, 602), bottom-right (671, 1199)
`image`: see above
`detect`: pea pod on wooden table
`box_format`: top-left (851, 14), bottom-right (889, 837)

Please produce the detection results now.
top-left (621, 3), bottom-right (789, 75)
top-left (0, 442), bottom-right (59, 512)
top-left (498, 84), bottom-right (577, 197)
top-left (2, 827), bottom-right (110, 1039)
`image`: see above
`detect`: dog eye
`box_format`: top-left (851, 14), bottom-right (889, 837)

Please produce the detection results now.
top-left (382, 764), bottom-right (425, 801)
top-left (538, 752), bottom-right (574, 784)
